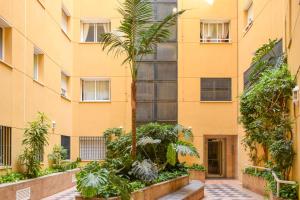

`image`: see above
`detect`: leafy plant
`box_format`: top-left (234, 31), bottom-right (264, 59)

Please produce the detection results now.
top-left (240, 40), bottom-right (295, 181)
top-left (19, 112), bottom-right (50, 178)
top-left (130, 159), bottom-right (158, 183)
top-left (101, 0), bottom-right (184, 159)
top-left (48, 145), bottom-right (67, 170)
top-left (187, 164), bottom-right (206, 172)
top-left (0, 172), bottom-right (25, 184)
top-left (76, 161), bottom-right (131, 200)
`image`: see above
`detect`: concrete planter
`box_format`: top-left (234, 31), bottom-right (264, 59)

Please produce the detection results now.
top-left (0, 168), bottom-right (79, 200)
top-left (242, 173), bottom-right (267, 196)
top-left (76, 175), bottom-right (189, 200)
top-left (188, 170), bottom-right (205, 183)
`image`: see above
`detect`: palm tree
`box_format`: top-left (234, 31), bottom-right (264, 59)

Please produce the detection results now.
top-left (101, 0), bottom-right (184, 159)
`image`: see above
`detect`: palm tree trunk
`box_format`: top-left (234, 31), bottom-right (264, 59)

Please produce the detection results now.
top-left (131, 81), bottom-right (137, 159)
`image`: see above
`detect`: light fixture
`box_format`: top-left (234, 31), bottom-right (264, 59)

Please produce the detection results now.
top-left (52, 121), bottom-right (56, 129)
top-left (188, 126), bottom-right (192, 130)
top-left (206, 0), bottom-right (214, 5)
top-left (172, 7), bottom-right (177, 14)
top-left (293, 86), bottom-right (299, 104)
top-left (119, 126), bottom-right (123, 129)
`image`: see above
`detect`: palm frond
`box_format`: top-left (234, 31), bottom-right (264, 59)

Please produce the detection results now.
top-left (130, 159), bottom-right (158, 182)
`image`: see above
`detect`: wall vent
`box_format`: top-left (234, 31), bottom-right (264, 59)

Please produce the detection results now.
top-left (16, 187), bottom-right (31, 200)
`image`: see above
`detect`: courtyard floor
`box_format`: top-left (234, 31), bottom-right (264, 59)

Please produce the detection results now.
top-left (43, 179), bottom-right (264, 200)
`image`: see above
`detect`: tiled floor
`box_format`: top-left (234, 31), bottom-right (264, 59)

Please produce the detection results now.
top-left (204, 179), bottom-right (264, 200)
top-left (43, 179), bottom-right (264, 200)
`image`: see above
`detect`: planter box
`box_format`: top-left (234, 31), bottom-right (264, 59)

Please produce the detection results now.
top-left (188, 170), bottom-right (205, 183)
top-left (242, 173), bottom-right (267, 196)
top-left (76, 175), bottom-right (189, 200)
top-left (0, 168), bottom-right (79, 200)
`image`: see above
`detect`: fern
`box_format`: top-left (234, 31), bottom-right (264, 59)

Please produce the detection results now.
top-left (130, 159), bottom-right (158, 182)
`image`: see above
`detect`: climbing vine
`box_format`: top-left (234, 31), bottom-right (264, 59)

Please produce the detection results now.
top-left (240, 39), bottom-right (295, 180)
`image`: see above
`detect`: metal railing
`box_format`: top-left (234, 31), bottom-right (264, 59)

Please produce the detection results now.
top-left (244, 165), bottom-right (297, 197)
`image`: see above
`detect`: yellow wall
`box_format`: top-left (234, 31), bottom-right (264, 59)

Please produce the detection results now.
top-left (0, 0), bottom-right (299, 184)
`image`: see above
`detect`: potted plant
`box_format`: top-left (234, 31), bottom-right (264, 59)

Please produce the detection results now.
top-left (187, 164), bottom-right (206, 182)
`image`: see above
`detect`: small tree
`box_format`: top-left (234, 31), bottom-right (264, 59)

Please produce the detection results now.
top-left (101, 0), bottom-right (184, 159)
top-left (48, 145), bottom-right (67, 170)
top-left (19, 112), bottom-right (50, 178)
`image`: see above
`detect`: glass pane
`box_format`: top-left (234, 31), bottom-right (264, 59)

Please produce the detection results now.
top-left (61, 74), bottom-right (68, 91)
top-left (156, 82), bottom-right (177, 101)
top-left (156, 63), bottom-right (177, 80)
top-left (97, 23), bottom-right (110, 42)
top-left (137, 82), bottom-right (154, 101)
top-left (82, 81), bottom-right (95, 101)
top-left (0, 28), bottom-right (2, 60)
top-left (137, 102), bottom-right (154, 122)
top-left (61, 11), bottom-right (68, 33)
top-left (84, 23), bottom-right (95, 42)
top-left (96, 80), bottom-right (110, 100)
top-left (157, 43), bottom-right (177, 61)
top-left (137, 63), bottom-right (154, 80)
top-left (156, 102), bottom-right (177, 121)
top-left (33, 54), bottom-right (38, 80)
top-left (156, 3), bottom-right (176, 21)
top-left (209, 24), bottom-right (217, 39)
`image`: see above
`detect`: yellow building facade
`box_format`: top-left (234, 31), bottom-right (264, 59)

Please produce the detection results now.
top-left (0, 0), bottom-right (299, 186)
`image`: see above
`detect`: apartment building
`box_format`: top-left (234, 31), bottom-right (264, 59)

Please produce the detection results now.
top-left (0, 0), bottom-right (299, 186)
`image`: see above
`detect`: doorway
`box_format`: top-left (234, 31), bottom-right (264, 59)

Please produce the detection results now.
top-left (207, 138), bottom-right (225, 177)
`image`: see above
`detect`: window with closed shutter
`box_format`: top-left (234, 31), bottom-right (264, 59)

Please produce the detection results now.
top-left (0, 126), bottom-right (12, 166)
top-left (79, 136), bottom-right (106, 160)
top-left (201, 78), bottom-right (232, 101)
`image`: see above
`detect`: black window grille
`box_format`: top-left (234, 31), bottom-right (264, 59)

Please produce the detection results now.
top-left (0, 126), bottom-right (12, 166)
top-left (61, 135), bottom-right (71, 159)
top-left (201, 78), bottom-right (232, 101)
top-left (79, 136), bottom-right (106, 160)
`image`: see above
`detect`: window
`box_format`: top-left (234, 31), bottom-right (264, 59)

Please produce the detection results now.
top-left (200, 21), bottom-right (230, 43)
top-left (0, 125), bottom-right (12, 166)
top-left (79, 136), bottom-right (106, 160)
top-left (244, 0), bottom-right (253, 31)
top-left (61, 135), bottom-right (70, 160)
top-left (61, 7), bottom-right (70, 33)
top-left (0, 17), bottom-right (12, 63)
top-left (81, 22), bottom-right (111, 42)
top-left (61, 72), bottom-right (69, 97)
top-left (0, 27), bottom-right (3, 60)
top-left (81, 79), bottom-right (110, 102)
top-left (33, 47), bottom-right (44, 81)
top-left (201, 78), bottom-right (232, 101)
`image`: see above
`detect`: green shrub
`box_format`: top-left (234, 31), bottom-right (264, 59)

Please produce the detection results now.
top-left (19, 112), bottom-right (50, 178)
top-left (0, 172), bottom-right (25, 184)
top-left (187, 164), bottom-right (206, 172)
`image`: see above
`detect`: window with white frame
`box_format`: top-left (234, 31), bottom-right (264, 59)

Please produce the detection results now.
top-left (61, 8), bottom-right (69, 33)
top-left (200, 21), bottom-right (230, 43)
top-left (0, 27), bottom-right (3, 60)
top-left (33, 47), bottom-right (43, 81)
top-left (81, 22), bottom-right (111, 42)
top-left (79, 136), bottom-right (106, 160)
top-left (81, 79), bottom-right (110, 101)
top-left (61, 72), bottom-right (69, 97)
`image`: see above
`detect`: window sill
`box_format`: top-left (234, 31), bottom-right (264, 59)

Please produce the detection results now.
top-left (200, 100), bottom-right (233, 103)
top-left (0, 166), bottom-right (12, 170)
top-left (200, 40), bottom-right (232, 44)
top-left (33, 79), bottom-right (45, 87)
top-left (0, 59), bottom-right (13, 69)
top-left (61, 95), bottom-right (71, 102)
top-left (81, 159), bottom-right (105, 162)
top-left (61, 29), bottom-right (71, 41)
top-left (79, 42), bottom-right (104, 44)
top-left (79, 100), bottom-right (111, 103)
